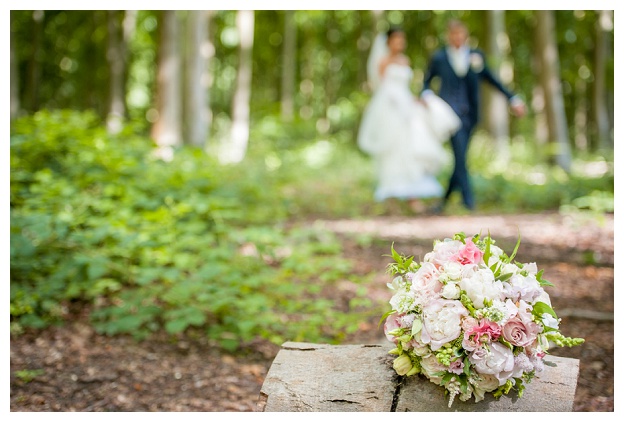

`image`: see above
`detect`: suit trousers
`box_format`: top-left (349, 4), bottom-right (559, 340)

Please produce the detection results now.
top-left (445, 124), bottom-right (475, 210)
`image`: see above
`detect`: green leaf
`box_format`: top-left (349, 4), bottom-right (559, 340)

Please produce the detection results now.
top-left (532, 301), bottom-right (557, 319)
top-left (165, 318), bottom-right (190, 334)
top-left (378, 309), bottom-right (396, 328)
top-left (508, 230), bottom-right (522, 262)
top-left (497, 272), bottom-right (514, 282)
top-left (87, 256), bottom-right (109, 280)
top-left (483, 231), bottom-right (492, 266)
top-left (536, 269), bottom-right (555, 287)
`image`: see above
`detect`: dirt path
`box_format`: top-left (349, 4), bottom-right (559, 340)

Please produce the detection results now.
top-left (10, 212), bottom-right (614, 412)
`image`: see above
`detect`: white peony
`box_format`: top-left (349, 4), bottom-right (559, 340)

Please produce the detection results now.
top-left (459, 268), bottom-right (504, 309)
top-left (420, 298), bottom-right (469, 351)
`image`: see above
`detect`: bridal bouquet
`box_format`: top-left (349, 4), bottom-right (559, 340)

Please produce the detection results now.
top-left (381, 232), bottom-right (584, 407)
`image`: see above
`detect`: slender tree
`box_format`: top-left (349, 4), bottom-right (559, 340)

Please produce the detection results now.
top-left (534, 10), bottom-right (572, 172)
top-left (280, 10), bottom-right (297, 121)
top-left (24, 10), bottom-right (44, 113)
top-left (220, 10), bottom-right (255, 164)
top-left (592, 10), bottom-right (613, 150)
top-left (185, 10), bottom-right (213, 147)
top-left (484, 10), bottom-right (511, 161)
top-left (151, 10), bottom-right (183, 159)
top-left (106, 10), bottom-right (127, 134)
top-left (10, 25), bottom-right (20, 120)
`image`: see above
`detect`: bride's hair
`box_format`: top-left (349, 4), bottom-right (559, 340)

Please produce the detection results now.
top-left (386, 26), bottom-right (404, 40)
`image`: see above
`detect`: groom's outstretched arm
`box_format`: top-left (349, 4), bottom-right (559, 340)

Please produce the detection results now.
top-left (477, 50), bottom-right (526, 116)
top-left (421, 52), bottom-right (441, 95)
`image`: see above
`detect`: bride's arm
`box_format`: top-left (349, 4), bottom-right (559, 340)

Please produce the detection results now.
top-left (378, 57), bottom-right (389, 78)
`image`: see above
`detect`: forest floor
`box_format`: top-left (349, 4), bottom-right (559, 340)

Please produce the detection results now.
top-left (10, 211), bottom-right (615, 413)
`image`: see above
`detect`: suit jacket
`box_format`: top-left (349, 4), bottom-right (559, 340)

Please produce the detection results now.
top-left (423, 47), bottom-right (515, 132)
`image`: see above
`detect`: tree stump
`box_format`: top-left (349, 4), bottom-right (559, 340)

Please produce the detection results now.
top-left (257, 342), bottom-right (580, 412)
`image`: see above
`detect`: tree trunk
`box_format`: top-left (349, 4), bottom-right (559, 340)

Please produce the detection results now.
top-left (185, 10), bottom-right (213, 147)
top-left (591, 10), bottom-right (613, 150)
top-left (220, 10), bottom-right (255, 164)
top-left (280, 10), bottom-right (296, 121)
top-left (574, 77), bottom-right (588, 151)
top-left (151, 10), bottom-right (182, 159)
top-left (24, 10), bottom-right (44, 113)
top-left (106, 11), bottom-right (127, 134)
top-left (533, 10), bottom-right (572, 172)
top-left (10, 25), bottom-right (20, 120)
top-left (484, 10), bottom-right (511, 162)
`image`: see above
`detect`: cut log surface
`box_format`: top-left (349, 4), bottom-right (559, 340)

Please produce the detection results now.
top-left (257, 342), bottom-right (397, 412)
top-left (258, 342), bottom-right (580, 412)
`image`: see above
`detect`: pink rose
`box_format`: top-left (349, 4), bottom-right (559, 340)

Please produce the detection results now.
top-left (452, 239), bottom-right (484, 265)
top-left (383, 312), bottom-right (402, 342)
top-left (409, 262), bottom-right (442, 294)
top-left (425, 240), bottom-right (463, 266)
top-left (501, 316), bottom-right (540, 348)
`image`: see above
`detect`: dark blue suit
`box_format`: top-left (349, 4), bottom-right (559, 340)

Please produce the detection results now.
top-left (423, 47), bottom-right (516, 210)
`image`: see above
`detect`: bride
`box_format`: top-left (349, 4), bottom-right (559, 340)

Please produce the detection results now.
top-left (357, 27), bottom-right (461, 211)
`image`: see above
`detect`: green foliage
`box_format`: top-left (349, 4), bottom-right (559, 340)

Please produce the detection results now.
top-left (14, 369), bottom-right (45, 383)
top-left (10, 110), bottom-right (373, 350)
top-left (10, 108), bottom-right (611, 351)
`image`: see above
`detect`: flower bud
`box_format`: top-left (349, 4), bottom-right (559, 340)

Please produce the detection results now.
top-left (406, 365), bottom-right (420, 376)
top-left (393, 354), bottom-right (413, 376)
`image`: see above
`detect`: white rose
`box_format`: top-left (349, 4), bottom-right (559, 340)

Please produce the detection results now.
top-left (485, 245), bottom-right (504, 267)
top-left (420, 354), bottom-right (447, 385)
top-left (420, 298), bottom-right (469, 351)
top-left (441, 282), bottom-right (461, 300)
top-left (459, 268), bottom-right (504, 309)
top-left (470, 373), bottom-right (500, 402)
top-left (442, 261), bottom-right (464, 281)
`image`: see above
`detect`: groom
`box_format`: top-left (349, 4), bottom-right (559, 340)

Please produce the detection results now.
top-left (422, 19), bottom-right (525, 212)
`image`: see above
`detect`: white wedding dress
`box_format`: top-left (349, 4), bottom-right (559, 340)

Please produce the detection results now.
top-left (357, 38), bottom-right (461, 202)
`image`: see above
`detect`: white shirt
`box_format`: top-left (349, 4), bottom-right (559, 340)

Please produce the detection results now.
top-left (446, 45), bottom-right (470, 77)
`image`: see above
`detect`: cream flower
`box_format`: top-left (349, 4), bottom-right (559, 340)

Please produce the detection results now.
top-left (459, 268), bottom-right (504, 309)
top-left (420, 298), bottom-right (468, 350)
